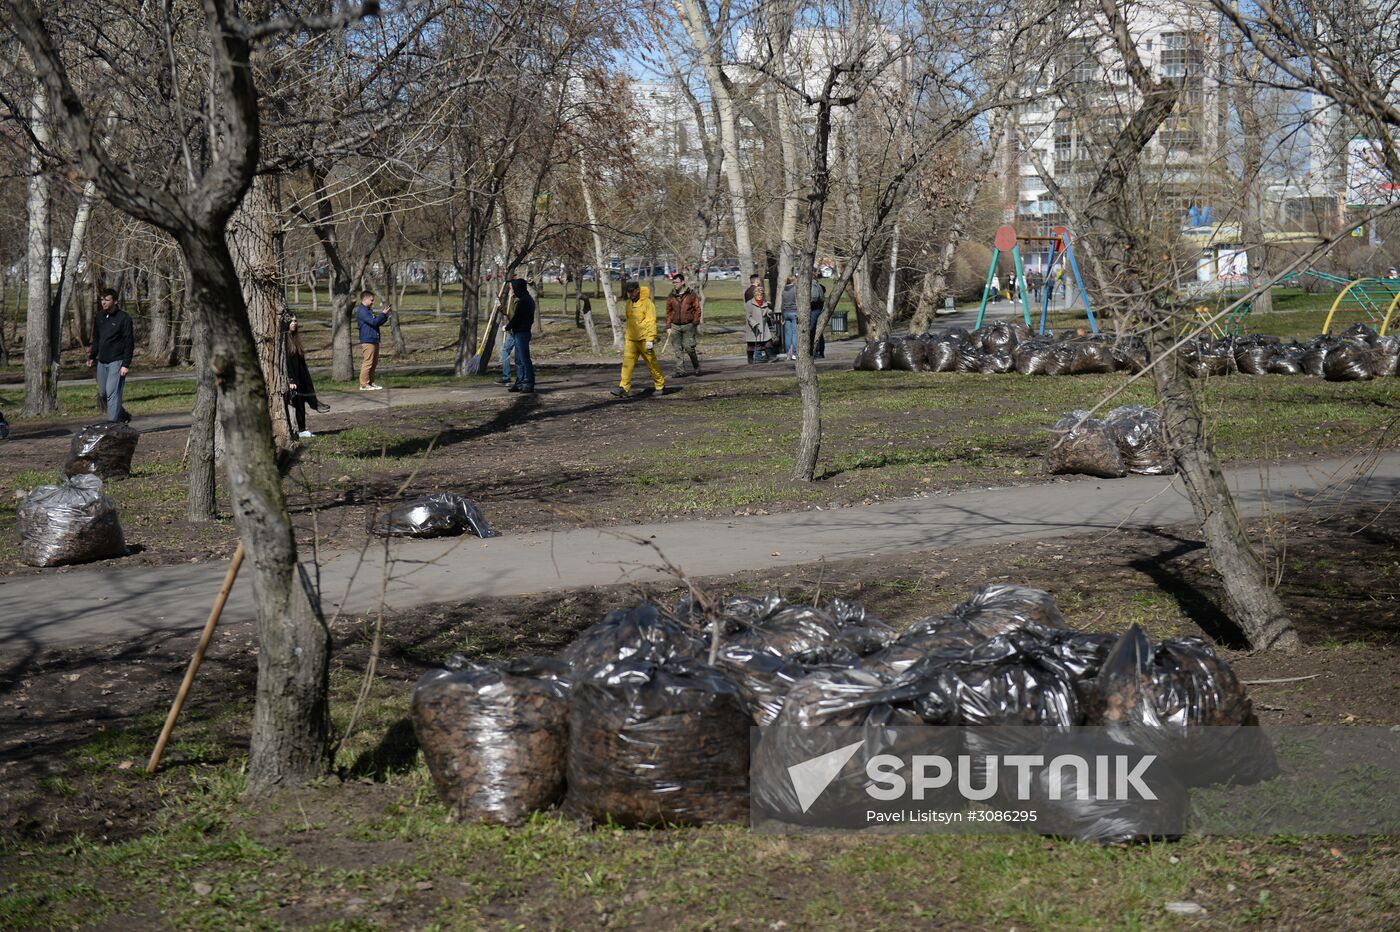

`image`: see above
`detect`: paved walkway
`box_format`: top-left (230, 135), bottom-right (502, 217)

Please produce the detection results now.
top-left (3, 450), bottom-right (1395, 649)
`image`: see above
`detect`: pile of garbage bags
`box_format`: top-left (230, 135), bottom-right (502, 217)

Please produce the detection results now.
top-left (854, 322), bottom-right (1400, 381)
top-left (370, 492), bottom-right (498, 539)
top-left (1047, 405), bottom-right (1175, 478)
top-left (62, 423), bottom-right (140, 480)
top-left (412, 584), bottom-right (1270, 843)
top-left (18, 474), bottom-right (127, 567)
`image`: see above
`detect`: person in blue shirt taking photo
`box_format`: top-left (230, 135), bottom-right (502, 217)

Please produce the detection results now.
top-left (356, 290), bottom-right (392, 390)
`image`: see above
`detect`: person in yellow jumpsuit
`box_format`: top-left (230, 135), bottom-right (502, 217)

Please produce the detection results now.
top-left (612, 282), bottom-right (666, 397)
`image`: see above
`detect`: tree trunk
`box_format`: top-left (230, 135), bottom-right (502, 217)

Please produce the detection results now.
top-left (0, 268), bottom-right (8, 366)
top-left (579, 155), bottom-right (623, 349)
top-left (53, 176), bottom-right (98, 371)
top-left (1147, 327), bottom-right (1296, 648)
top-left (577, 270), bottom-right (600, 352)
top-left (227, 174), bottom-right (293, 451)
top-left (1234, 54), bottom-right (1273, 316)
top-left (1077, 25), bottom-right (1299, 651)
top-left (433, 262), bottom-right (443, 317)
top-left (677, 0), bottom-right (755, 276)
top-left (147, 261), bottom-right (174, 363)
top-left (838, 112), bottom-right (881, 339)
top-left (180, 227), bottom-right (331, 791)
top-left (382, 259), bottom-right (408, 354)
top-left (187, 318), bottom-right (218, 522)
top-left (453, 266), bottom-right (483, 376)
top-left (22, 88), bottom-right (57, 417)
top-left (885, 220), bottom-right (901, 321)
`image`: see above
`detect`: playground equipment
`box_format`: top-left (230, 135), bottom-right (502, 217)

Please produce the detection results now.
top-left (976, 225), bottom-right (1097, 335)
top-left (1322, 275), bottom-right (1400, 335)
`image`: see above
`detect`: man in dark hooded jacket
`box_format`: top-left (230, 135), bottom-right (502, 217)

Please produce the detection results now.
top-left (506, 278), bottom-right (536, 393)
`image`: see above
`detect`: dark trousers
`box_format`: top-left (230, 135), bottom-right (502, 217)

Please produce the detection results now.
top-left (512, 329), bottom-right (534, 387)
top-left (808, 309), bottom-right (826, 357)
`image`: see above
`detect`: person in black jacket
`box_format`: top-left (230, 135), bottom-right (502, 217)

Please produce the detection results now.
top-left (283, 314), bottom-right (330, 438)
top-left (86, 288), bottom-right (134, 422)
top-left (506, 278), bottom-right (536, 393)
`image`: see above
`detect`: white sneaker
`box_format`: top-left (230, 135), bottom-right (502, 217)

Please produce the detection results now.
top-left (298, 430), bottom-right (315, 438)
top-left (367, 383), bottom-right (384, 391)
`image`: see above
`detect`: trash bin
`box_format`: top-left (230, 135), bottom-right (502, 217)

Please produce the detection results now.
top-left (830, 310), bottom-right (849, 334)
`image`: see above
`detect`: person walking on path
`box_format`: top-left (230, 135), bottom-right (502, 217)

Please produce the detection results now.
top-left (744, 282), bottom-right (772, 363)
top-left (506, 278), bottom-right (536, 393)
top-left (612, 282), bottom-right (665, 398)
top-left (356, 290), bottom-right (392, 390)
top-left (87, 288), bottom-right (134, 422)
top-left (809, 273), bottom-right (827, 358)
top-left (781, 275), bottom-right (799, 360)
top-left (665, 272), bottom-right (703, 377)
top-left (283, 314), bottom-right (330, 438)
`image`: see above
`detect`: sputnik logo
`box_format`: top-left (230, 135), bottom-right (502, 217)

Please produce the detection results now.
top-left (787, 740), bottom-right (864, 812)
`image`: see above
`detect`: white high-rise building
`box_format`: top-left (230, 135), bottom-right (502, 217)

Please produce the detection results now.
top-left (628, 79), bottom-right (707, 175)
top-left (1008, 0), bottom-right (1224, 241)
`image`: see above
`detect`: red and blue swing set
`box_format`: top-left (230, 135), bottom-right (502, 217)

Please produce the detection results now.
top-left (975, 224), bottom-right (1097, 335)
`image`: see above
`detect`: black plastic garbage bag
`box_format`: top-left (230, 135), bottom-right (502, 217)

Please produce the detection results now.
top-left (1013, 340), bottom-right (1056, 375)
top-left (978, 321), bottom-right (1029, 355)
top-left (862, 620), bottom-right (986, 676)
top-left (1088, 624), bottom-right (1277, 787)
top-left (979, 351), bottom-right (1015, 374)
top-left (1046, 411), bottom-right (1128, 478)
top-left (1323, 344), bottom-right (1376, 381)
top-left (890, 339), bottom-right (925, 371)
top-left (1182, 340), bottom-right (1236, 378)
top-left (62, 422), bottom-right (139, 480)
top-left (1374, 335), bottom-right (1400, 377)
top-left (1027, 733), bottom-right (1189, 844)
top-left (751, 668), bottom-right (935, 822)
top-left (954, 346), bottom-right (987, 373)
top-left (926, 338), bottom-right (962, 372)
top-left (19, 474), bottom-right (126, 567)
top-left (562, 603), bottom-right (704, 672)
top-left (1068, 341), bottom-right (1118, 375)
top-left (949, 584), bottom-right (1068, 639)
top-left (1111, 337), bottom-right (1149, 373)
top-left (1105, 405), bottom-right (1175, 475)
top-left (566, 659), bottom-right (750, 826)
top-left (1233, 341), bottom-right (1278, 375)
top-left (1339, 322), bottom-right (1380, 347)
top-left (898, 633), bottom-right (1084, 729)
top-left (412, 657), bottom-right (571, 824)
top-left (370, 492), bottom-right (499, 539)
top-left (714, 644), bottom-right (809, 725)
top-left (1042, 343), bottom-right (1078, 376)
top-left (1301, 337), bottom-right (1334, 377)
top-left (1266, 343), bottom-right (1307, 375)
top-left (854, 340), bottom-right (895, 371)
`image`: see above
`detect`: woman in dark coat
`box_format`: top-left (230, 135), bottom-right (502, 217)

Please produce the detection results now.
top-left (284, 315), bottom-right (329, 438)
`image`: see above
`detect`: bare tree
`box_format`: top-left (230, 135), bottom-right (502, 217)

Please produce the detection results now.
top-left (3, 0), bottom-right (381, 790)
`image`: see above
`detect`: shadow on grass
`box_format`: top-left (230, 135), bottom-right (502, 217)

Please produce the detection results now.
top-left (345, 717), bottom-right (420, 781)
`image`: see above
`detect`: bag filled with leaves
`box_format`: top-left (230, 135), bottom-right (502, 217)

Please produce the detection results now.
top-left (19, 474), bottom-right (126, 567)
top-left (370, 492), bottom-right (499, 539)
top-left (889, 339), bottom-right (925, 371)
top-left (412, 657), bottom-right (571, 824)
top-left (853, 340), bottom-right (895, 371)
top-left (1105, 404), bottom-right (1175, 475)
top-left (1046, 411), bottom-right (1127, 478)
top-left (62, 422), bottom-right (140, 480)
top-left (1088, 624), bottom-right (1277, 786)
top-left (566, 659), bottom-right (750, 826)
top-left (562, 602), bottom-right (704, 673)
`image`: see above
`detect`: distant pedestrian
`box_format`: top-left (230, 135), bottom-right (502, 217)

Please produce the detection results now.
top-left (356, 290), bottom-right (392, 390)
top-left (745, 283), bottom-right (772, 363)
top-left (87, 288), bottom-right (134, 422)
top-left (744, 273), bottom-right (762, 303)
top-left (1007, 271), bottom-right (1017, 300)
top-left (283, 314), bottom-right (329, 438)
top-left (506, 278), bottom-right (535, 393)
top-left (612, 282), bottom-right (665, 398)
top-left (990, 273), bottom-right (1001, 303)
top-left (1028, 270), bottom-right (1044, 304)
top-left (665, 272), bottom-right (703, 377)
top-left (576, 293), bottom-right (591, 328)
top-left (781, 275), bottom-right (799, 360)
top-left (809, 272), bottom-right (827, 358)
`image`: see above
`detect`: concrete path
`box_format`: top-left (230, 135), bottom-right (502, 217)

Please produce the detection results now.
top-left (3, 450), bottom-right (1395, 650)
